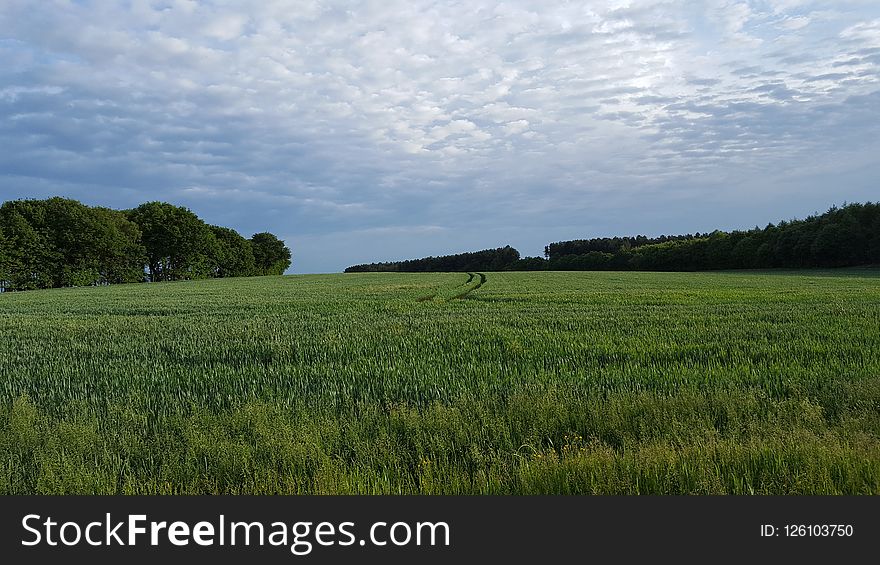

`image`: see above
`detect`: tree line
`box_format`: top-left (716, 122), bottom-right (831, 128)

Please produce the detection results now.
top-left (544, 202), bottom-right (879, 271)
top-left (344, 202), bottom-right (879, 273)
top-left (0, 197), bottom-right (291, 291)
top-left (344, 245), bottom-right (522, 272)
top-left (545, 233), bottom-right (702, 258)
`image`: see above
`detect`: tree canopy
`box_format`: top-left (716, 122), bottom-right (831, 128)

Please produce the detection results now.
top-left (210, 225), bottom-right (257, 279)
top-left (251, 232), bottom-right (292, 276)
top-left (345, 246), bottom-right (521, 273)
top-left (544, 202), bottom-right (880, 271)
top-left (127, 201), bottom-right (222, 282)
top-left (0, 197), bottom-right (291, 291)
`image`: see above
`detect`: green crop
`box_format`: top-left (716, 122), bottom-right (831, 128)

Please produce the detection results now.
top-left (1, 270), bottom-right (878, 494)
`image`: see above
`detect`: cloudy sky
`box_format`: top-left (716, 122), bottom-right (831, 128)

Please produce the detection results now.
top-left (1, 1), bottom-right (879, 273)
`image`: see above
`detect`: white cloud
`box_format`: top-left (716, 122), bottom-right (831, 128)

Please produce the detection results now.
top-left (778, 16), bottom-right (811, 30)
top-left (840, 18), bottom-right (880, 46)
top-left (502, 119), bottom-right (531, 136)
top-left (201, 13), bottom-right (249, 41)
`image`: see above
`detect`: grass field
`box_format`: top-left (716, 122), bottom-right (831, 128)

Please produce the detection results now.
top-left (1, 270), bottom-right (879, 494)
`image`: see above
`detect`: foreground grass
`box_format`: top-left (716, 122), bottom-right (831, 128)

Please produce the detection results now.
top-left (1, 270), bottom-right (878, 494)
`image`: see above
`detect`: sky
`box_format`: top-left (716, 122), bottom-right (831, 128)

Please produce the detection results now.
top-left (1, 1), bottom-right (879, 273)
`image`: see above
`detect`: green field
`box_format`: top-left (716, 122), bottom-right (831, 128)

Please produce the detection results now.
top-left (1, 270), bottom-right (879, 494)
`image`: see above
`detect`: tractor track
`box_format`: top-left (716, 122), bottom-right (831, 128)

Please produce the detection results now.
top-left (416, 272), bottom-right (487, 303)
top-left (450, 272), bottom-right (486, 300)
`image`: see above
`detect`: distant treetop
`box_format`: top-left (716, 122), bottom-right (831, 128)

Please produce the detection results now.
top-left (542, 202), bottom-right (879, 271)
top-left (344, 202), bottom-right (879, 274)
top-left (345, 245), bottom-right (522, 273)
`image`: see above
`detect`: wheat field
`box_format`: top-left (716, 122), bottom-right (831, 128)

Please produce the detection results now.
top-left (1, 270), bottom-right (878, 494)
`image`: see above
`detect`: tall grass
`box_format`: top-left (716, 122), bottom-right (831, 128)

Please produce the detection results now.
top-left (1, 270), bottom-right (878, 493)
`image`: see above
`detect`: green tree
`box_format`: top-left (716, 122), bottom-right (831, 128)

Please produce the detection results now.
top-left (210, 225), bottom-right (256, 278)
top-left (488, 245), bottom-right (520, 270)
top-left (0, 202), bottom-right (57, 290)
top-left (127, 202), bottom-right (218, 281)
top-left (43, 197), bottom-right (103, 286)
top-left (732, 235), bottom-right (759, 269)
top-left (250, 232), bottom-right (291, 275)
top-left (811, 223), bottom-right (850, 267)
top-left (1, 197), bottom-right (288, 290)
top-left (92, 207), bottom-right (147, 283)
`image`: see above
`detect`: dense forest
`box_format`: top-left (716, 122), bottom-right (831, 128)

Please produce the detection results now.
top-left (545, 202), bottom-right (879, 271)
top-left (0, 197), bottom-right (291, 291)
top-left (345, 203), bottom-right (879, 273)
top-left (345, 246), bottom-right (522, 272)
top-left (545, 234), bottom-right (701, 258)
